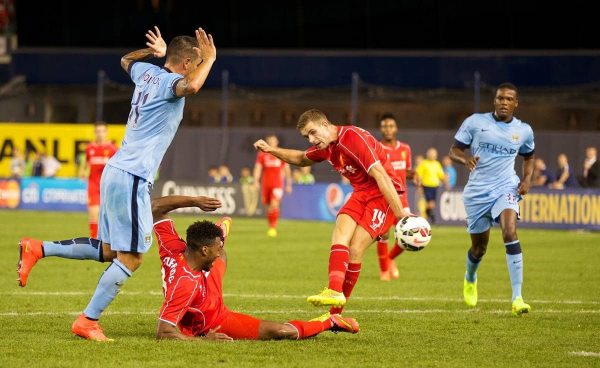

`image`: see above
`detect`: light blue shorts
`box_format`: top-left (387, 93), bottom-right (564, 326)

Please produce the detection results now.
top-left (464, 190), bottom-right (521, 234)
top-left (98, 165), bottom-right (153, 253)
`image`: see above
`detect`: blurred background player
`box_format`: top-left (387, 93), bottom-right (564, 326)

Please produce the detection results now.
top-left (449, 82), bottom-right (535, 316)
top-left (254, 109), bottom-right (409, 317)
top-left (152, 195), bottom-right (359, 341)
top-left (376, 113), bottom-right (414, 281)
top-left (253, 134), bottom-right (292, 237)
top-left (17, 26), bottom-right (218, 341)
top-left (580, 146), bottom-right (599, 187)
top-left (79, 122), bottom-right (117, 238)
top-left (415, 147), bottom-right (447, 224)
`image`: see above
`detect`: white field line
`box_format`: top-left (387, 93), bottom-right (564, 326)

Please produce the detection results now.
top-left (569, 351), bottom-right (600, 358)
top-left (1, 309), bottom-right (600, 317)
top-left (4, 291), bottom-right (600, 305)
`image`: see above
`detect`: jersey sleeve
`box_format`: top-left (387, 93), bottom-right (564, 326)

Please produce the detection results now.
top-left (454, 115), bottom-right (476, 148)
top-left (159, 277), bottom-right (198, 326)
top-left (154, 219), bottom-right (186, 256)
top-left (519, 125), bottom-right (535, 156)
top-left (339, 129), bottom-right (380, 173)
top-left (128, 62), bottom-right (152, 83)
top-left (305, 146), bottom-right (328, 163)
top-left (255, 151), bottom-right (264, 165)
top-left (160, 72), bottom-right (184, 99)
top-left (437, 162), bottom-right (446, 179)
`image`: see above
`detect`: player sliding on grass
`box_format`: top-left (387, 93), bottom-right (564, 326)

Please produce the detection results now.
top-left (17, 26), bottom-right (217, 341)
top-left (152, 195), bottom-right (359, 340)
top-left (449, 82), bottom-right (535, 316)
top-left (254, 109), bottom-right (409, 318)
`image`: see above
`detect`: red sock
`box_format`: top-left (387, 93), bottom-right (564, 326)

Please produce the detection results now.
top-left (89, 223), bottom-right (98, 238)
top-left (288, 320), bottom-right (332, 339)
top-left (330, 262), bottom-right (361, 314)
top-left (267, 208), bottom-right (279, 228)
top-left (377, 240), bottom-right (389, 272)
top-left (328, 244), bottom-right (349, 292)
top-left (389, 242), bottom-right (405, 260)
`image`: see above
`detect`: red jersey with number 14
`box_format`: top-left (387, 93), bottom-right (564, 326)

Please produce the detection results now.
top-left (155, 219), bottom-right (228, 336)
top-left (86, 142), bottom-right (117, 183)
top-left (381, 140), bottom-right (412, 185)
top-left (305, 126), bottom-right (404, 193)
top-left (256, 151), bottom-right (287, 188)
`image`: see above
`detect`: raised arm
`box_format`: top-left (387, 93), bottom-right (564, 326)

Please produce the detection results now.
top-left (254, 140), bottom-right (315, 167)
top-left (174, 28), bottom-right (216, 97)
top-left (121, 26), bottom-right (166, 73)
top-left (369, 163), bottom-right (408, 219)
top-left (151, 195), bottom-right (221, 223)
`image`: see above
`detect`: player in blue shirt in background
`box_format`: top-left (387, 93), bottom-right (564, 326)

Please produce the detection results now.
top-left (17, 26), bottom-right (222, 340)
top-left (449, 83), bottom-right (535, 316)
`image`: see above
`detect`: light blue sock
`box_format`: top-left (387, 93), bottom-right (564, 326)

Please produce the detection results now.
top-left (465, 249), bottom-right (481, 283)
top-left (43, 238), bottom-right (102, 261)
top-left (83, 259), bottom-right (132, 319)
top-left (505, 240), bottom-right (523, 301)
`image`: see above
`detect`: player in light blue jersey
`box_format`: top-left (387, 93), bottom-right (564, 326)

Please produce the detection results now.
top-left (449, 83), bottom-right (535, 316)
top-left (17, 26), bottom-right (222, 340)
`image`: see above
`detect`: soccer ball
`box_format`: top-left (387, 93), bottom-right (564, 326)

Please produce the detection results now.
top-left (395, 216), bottom-right (432, 251)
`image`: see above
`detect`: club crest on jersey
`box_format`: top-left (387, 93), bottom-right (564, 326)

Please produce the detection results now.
top-left (340, 165), bottom-right (356, 175)
top-left (511, 134), bottom-right (520, 143)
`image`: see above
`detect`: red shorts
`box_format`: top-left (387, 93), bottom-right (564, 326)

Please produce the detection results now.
top-left (338, 189), bottom-right (403, 239)
top-left (214, 311), bottom-right (261, 340)
top-left (261, 185), bottom-right (283, 205)
top-left (87, 181), bottom-right (100, 206)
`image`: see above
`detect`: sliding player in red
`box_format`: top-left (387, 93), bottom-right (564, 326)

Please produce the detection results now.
top-left (377, 114), bottom-right (414, 281)
top-left (254, 109), bottom-right (408, 318)
top-left (152, 195), bottom-right (359, 340)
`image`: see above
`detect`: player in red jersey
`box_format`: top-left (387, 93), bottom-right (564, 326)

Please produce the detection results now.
top-left (81, 122), bottom-right (117, 238)
top-left (254, 109), bottom-right (409, 316)
top-left (152, 195), bottom-right (359, 341)
top-left (377, 114), bottom-right (415, 281)
top-left (253, 134), bottom-right (292, 237)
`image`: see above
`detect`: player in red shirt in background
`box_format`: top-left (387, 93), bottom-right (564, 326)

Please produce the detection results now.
top-left (254, 109), bottom-right (409, 318)
top-left (377, 114), bottom-right (415, 281)
top-left (152, 195), bottom-right (359, 341)
top-left (253, 134), bottom-right (292, 237)
top-left (81, 122), bottom-right (117, 238)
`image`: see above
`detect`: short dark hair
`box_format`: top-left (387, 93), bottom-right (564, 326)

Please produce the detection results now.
top-left (166, 36), bottom-right (199, 64)
top-left (186, 220), bottom-right (223, 251)
top-left (496, 82), bottom-right (518, 97)
top-left (380, 113), bottom-right (397, 124)
top-left (297, 109), bottom-right (328, 130)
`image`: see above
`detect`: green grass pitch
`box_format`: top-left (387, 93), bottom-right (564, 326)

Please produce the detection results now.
top-left (1, 210), bottom-right (599, 367)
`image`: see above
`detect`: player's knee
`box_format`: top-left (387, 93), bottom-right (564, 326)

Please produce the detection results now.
top-left (101, 244), bottom-right (116, 262)
top-left (117, 252), bottom-right (143, 272)
top-left (380, 232), bottom-right (390, 241)
top-left (501, 226), bottom-right (517, 243)
top-left (471, 244), bottom-right (487, 258)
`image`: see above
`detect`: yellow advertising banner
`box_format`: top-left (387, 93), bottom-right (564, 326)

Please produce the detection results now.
top-left (0, 123), bottom-right (125, 177)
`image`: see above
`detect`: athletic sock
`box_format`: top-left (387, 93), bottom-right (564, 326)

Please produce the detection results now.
top-left (465, 249), bottom-right (481, 283)
top-left (376, 240), bottom-right (389, 272)
top-left (89, 223), bottom-right (98, 238)
top-left (267, 208), bottom-right (279, 229)
top-left (505, 240), bottom-right (523, 301)
top-left (330, 262), bottom-right (361, 314)
top-left (83, 259), bottom-right (132, 319)
top-left (388, 242), bottom-right (405, 260)
top-left (287, 320), bottom-right (332, 339)
top-left (328, 244), bottom-right (349, 292)
top-left (43, 238), bottom-right (102, 261)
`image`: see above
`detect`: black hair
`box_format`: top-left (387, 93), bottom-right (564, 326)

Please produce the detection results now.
top-left (496, 82), bottom-right (518, 97)
top-left (186, 220), bottom-right (223, 251)
top-left (380, 113), bottom-right (396, 122)
top-left (166, 36), bottom-right (199, 64)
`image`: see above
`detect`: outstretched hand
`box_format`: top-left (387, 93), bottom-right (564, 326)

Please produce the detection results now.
top-left (145, 26), bottom-right (167, 58)
top-left (253, 139), bottom-right (273, 153)
top-left (196, 196), bottom-right (222, 212)
top-left (193, 27), bottom-right (217, 63)
top-left (205, 326), bottom-right (233, 341)
top-left (518, 180), bottom-right (531, 196)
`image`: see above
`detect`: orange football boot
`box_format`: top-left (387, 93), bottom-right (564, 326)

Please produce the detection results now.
top-left (17, 237), bottom-right (44, 287)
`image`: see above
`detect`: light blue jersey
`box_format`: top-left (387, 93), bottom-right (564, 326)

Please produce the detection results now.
top-left (455, 113), bottom-right (535, 204)
top-left (108, 61), bottom-right (184, 183)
